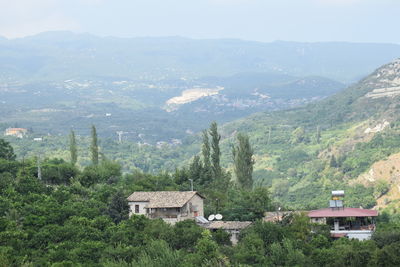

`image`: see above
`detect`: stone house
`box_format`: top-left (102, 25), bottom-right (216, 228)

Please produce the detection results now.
top-left (127, 191), bottom-right (205, 224)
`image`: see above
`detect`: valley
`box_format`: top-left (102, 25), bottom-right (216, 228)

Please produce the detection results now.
top-left (2, 33), bottom-right (400, 213)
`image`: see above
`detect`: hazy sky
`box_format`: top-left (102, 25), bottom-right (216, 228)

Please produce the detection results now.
top-left (0, 0), bottom-right (399, 43)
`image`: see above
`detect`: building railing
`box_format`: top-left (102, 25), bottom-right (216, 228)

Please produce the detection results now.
top-left (149, 213), bottom-right (178, 219)
top-left (331, 224), bottom-right (376, 231)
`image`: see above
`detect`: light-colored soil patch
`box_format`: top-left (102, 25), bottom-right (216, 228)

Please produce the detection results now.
top-left (353, 153), bottom-right (400, 209)
top-left (165, 86), bottom-right (224, 111)
top-left (365, 86), bottom-right (400, 99)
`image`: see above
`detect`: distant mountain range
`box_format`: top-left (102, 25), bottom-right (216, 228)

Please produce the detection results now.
top-left (1, 31), bottom-right (400, 83)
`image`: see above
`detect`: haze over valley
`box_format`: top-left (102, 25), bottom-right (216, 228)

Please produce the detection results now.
top-left (1, 32), bottom-right (400, 145)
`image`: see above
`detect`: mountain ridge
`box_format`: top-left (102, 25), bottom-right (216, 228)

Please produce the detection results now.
top-left (2, 31), bottom-right (400, 82)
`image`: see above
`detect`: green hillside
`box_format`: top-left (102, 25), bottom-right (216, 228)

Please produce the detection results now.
top-left (5, 59), bottom-right (400, 213)
top-left (218, 59), bottom-right (400, 210)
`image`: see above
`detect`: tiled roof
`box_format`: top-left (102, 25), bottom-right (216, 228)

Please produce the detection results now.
top-left (205, 221), bottom-right (252, 230)
top-left (127, 191), bottom-right (204, 208)
top-left (308, 208), bottom-right (378, 218)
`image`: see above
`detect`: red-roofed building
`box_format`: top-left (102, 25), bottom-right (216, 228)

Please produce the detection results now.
top-left (308, 207), bottom-right (378, 218)
top-left (308, 191), bottom-right (378, 240)
top-left (4, 128), bottom-right (28, 138)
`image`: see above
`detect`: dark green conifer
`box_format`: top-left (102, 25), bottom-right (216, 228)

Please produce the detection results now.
top-left (106, 190), bottom-right (129, 224)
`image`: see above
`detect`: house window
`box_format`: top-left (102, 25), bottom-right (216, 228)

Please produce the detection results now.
top-left (176, 208), bottom-right (181, 212)
top-left (135, 205), bottom-right (139, 213)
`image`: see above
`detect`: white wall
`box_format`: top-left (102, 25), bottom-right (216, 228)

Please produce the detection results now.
top-left (331, 230), bottom-right (374, 241)
top-left (128, 201), bottom-right (149, 216)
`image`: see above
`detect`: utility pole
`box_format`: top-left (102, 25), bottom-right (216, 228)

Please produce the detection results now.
top-left (189, 179), bottom-right (193, 191)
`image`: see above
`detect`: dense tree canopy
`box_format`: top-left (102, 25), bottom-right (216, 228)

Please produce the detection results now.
top-left (1, 134), bottom-right (400, 266)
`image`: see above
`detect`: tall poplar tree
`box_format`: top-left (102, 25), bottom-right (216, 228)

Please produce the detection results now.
top-left (69, 130), bottom-right (78, 165)
top-left (201, 129), bottom-right (211, 170)
top-left (209, 122), bottom-right (221, 179)
top-left (90, 125), bottom-right (99, 165)
top-left (232, 133), bottom-right (254, 190)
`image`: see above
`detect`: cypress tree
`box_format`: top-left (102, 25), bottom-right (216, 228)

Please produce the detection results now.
top-left (209, 122), bottom-right (221, 179)
top-left (90, 125), bottom-right (99, 165)
top-left (69, 130), bottom-right (78, 165)
top-left (106, 190), bottom-right (129, 224)
top-left (232, 133), bottom-right (254, 190)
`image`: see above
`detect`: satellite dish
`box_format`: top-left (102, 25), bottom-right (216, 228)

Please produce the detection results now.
top-left (215, 214), bottom-right (223, 220)
top-left (208, 214), bottom-right (215, 221)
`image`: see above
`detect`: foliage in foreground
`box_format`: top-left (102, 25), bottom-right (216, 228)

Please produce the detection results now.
top-left (1, 138), bottom-right (400, 266)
